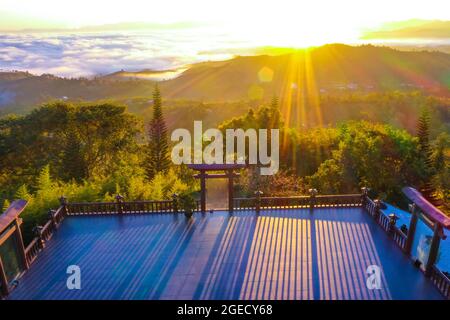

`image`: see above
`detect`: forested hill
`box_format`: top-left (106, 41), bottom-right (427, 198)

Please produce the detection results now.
top-left (0, 44), bottom-right (449, 113)
top-left (160, 44), bottom-right (450, 100)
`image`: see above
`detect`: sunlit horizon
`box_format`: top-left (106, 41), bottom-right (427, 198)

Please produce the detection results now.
top-left (1, 0), bottom-right (449, 43)
top-left (0, 0), bottom-right (449, 77)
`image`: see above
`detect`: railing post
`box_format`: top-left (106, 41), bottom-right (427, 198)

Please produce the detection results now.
top-left (172, 193), bottom-right (179, 213)
top-left (425, 223), bottom-right (444, 277)
top-left (388, 213), bottom-right (399, 234)
top-left (48, 209), bottom-right (57, 229)
top-left (309, 189), bottom-right (317, 212)
top-left (115, 194), bottom-right (124, 214)
top-left (14, 218), bottom-right (29, 270)
top-left (200, 171), bottom-right (206, 213)
top-left (255, 191), bottom-right (263, 214)
top-left (59, 195), bottom-right (68, 216)
top-left (33, 225), bottom-right (45, 249)
top-left (374, 199), bottom-right (381, 220)
top-left (405, 203), bottom-right (419, 254)
top-left (227, 169), bottom-right (234, 213)
top-left (361, 187), bottom-right (369, 207)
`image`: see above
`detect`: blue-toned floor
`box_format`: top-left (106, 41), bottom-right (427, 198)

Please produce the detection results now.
top-left (9, 208), bottom-right (443, 300)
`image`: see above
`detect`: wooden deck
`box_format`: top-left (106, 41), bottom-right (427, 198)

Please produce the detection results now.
top-left (8, 208), bottom-right (443, 300)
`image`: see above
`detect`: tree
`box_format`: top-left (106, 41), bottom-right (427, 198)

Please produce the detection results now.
top-left (416, 106), bottom-right (437, 201)
top-left (430, 133), bottom-right (450, 211)
top-left (73, 103), bottom-right (141, 179)
top-left (61, 129), bottom-right (85, 182)
top-left (0, 102), bottom-right (141, 187)
top-left (417, 106), bottom-right (433, 165)
top-left (146, 85), bottom-right (170, 179)
top-left (307, 121), bottom-right (422, 200)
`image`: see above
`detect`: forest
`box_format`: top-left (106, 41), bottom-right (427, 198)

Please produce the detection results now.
top-left (0, 87), bottom-right (448, 243)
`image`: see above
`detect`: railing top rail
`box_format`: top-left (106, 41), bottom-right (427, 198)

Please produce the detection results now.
top-left (25, 237), bottom-right (38, 251)
top-left (123, 200), bottom-right (173, 204)
top-left (68, 199), bottom-right (173, 206)
top-left (236, 194), bottom-right (360, 201)
top-left (0, 199), bottom-right (28, 233)
top-left (316, 194), bottom-right (361, 198)
top-left (261, 196), bottom-right (309, 200)
top-left (402, 187), bottom-right (450, 229)
top-left (68, 201), bottom-right (117, 206)
top-left (433, 265), bottom-right (450, 284)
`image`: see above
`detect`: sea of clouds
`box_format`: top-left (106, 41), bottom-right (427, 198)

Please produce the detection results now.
top-left (0, 29), bottom-right (240, 78)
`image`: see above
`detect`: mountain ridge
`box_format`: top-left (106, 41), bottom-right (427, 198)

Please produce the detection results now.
top-left (1, 44), bottom-right (449, 112)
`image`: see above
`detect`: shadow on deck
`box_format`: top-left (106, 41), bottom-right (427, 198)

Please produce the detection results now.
top-left (8, 208), bottom-right (443, 300)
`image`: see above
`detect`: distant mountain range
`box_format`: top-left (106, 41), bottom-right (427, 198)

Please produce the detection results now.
top-left (0, 44), bottom-right (449, 113)
top-left (361, 20), bottom-right (450, 39)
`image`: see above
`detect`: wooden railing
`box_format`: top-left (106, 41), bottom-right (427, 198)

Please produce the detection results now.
top-left (24, 238), bottom-right (40, 265)
top-left (391, 226), bottom-right (408, 249)
top-left (234, 193), bottom-right (362, 211)
top-left (315, 194), bottom-right (362, 207)
top-left (362, 198), bottom-right (408, 251)
top-left (364, 198), bottom-right (377, 216)
top-left (67, 200), bottom-right (173, 215)
top-left (24, 205), bottom-right (66, 265)
top-left (233, 197), bottom-right (256, 210)
top-left (16, 190), bottom-right (450, 300)
top-left (66, 199), bottom-right (201, 216)
top-left (430, 266), bottom-right (450, 299)
top-left (377, 209), bottom-right (391, 232)
top-left (233, 196), bottom-right (311, 211)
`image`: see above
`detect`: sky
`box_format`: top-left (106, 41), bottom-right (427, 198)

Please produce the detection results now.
top-left (1, 0), bottom-right (449, 44)
top-left (0, 0), bottom-right (449, 77)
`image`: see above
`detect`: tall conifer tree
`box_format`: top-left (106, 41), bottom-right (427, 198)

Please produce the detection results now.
top-left (146, 85), bottom-right (170, 179)
top-left (417, 106), bottom-right (436, 201)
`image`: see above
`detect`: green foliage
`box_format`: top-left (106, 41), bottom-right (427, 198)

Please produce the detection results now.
top-left (9, 165), bottom-right (196, 244)
top-left (280, 127), bottom-right (338, 176)
top-left (0, 101), bottom-right (141, 192)
top-left (0, 87), bottom-right (448, 243)
top-left (0, 101), bottom-right (198, 243)
top-left (61, 129), bottom-right (85, 181)
top-left (219, 98), bottom-right (283, 131)
top-left (2, 199), bottom-right (10, 212)
top-left (417, 106), bottom-right (434, 169)
top-left (430, 133), bottom-right (450, 210)
top-left (307, 121), bottom-right (423, 200)
top-left (146, 85), bottom-right (171, 179)
top-left (177, 191), bottom-right (197, 218)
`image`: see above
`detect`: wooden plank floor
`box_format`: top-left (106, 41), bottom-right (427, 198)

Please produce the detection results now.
top-left (9, 208), bottom-right (443, 300)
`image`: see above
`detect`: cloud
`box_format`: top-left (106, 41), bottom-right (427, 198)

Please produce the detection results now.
top-left (0, 32), bottom-right (209, 77)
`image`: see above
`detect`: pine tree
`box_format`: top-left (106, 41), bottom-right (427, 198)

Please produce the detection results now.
top-left (417, 107), bottom-right (432, 160)
top-left (270, 95), bottom-right (279, 110)
top-left (416, 107), bottom-right (436, 201)
top-left (268, 95), bottom-right (282, 129)
top-left (146, 85), bottom-right (170, 179)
